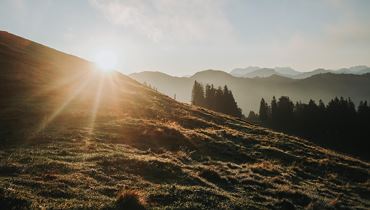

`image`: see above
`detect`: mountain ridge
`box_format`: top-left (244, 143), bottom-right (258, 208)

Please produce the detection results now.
top-left (130, 70), bottom-right (370, 113)
top-left (230, 65), bottom-right (370, 79)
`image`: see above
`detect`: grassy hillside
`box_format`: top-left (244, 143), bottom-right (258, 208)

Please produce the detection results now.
top-left (0, 31), bottom-right (369, 209)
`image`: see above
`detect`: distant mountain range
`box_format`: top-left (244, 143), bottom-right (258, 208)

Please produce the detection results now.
top-left (130, 70), bottom-right (370, 114)
top-left (230, 66), bottom-right (370, 79)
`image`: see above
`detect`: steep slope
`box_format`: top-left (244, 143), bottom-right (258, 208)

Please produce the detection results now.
top-left (0, 32), bottom-right (369, 209)
top-left (130, 70), bottom-right (370, 113)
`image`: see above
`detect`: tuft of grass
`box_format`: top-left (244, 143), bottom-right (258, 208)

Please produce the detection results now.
top-left (198, 168), bottom-right (229, 186)
top-left (305, 199), bottom-right (336, 210)
top-left (114, 190), bottom-right (147, 210)
top-left (274, 199), bottom-right (296, 210)
top-left (0, 189), bottom-right (32, 210)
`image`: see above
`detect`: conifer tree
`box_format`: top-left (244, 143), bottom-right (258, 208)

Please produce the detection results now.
top-left (271, 96), bottom-right (277, 123)
top-left (259, 98), bottom-right (269, 121)
top-left (191, 81), bottom-right (205, 106)
top-left (192, 83), bottom-right (242, 118)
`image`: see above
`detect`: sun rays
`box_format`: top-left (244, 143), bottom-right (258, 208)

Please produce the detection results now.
top-left (33, 69), bottom-right (122, 137)
top-left (94, 50), bottom-right (117, 72)
top-left (35, 73), bottom-right (94, 134)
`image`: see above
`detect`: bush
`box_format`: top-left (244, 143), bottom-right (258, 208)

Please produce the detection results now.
top-left (199, 168), bottom-right (228, 185)
top-left (114, 190), bottom-right (147, 210)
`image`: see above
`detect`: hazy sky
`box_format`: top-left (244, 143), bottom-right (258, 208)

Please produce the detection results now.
top-left (1, 0), bottom-right (370, 76)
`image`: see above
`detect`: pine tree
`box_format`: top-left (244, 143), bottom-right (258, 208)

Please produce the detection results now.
top-left (318, 99), bottom-right (326, 113)
top-left (271, 96), bottom-right (277, 124)
top-left (193, 83), bottom-right (242, 118)
top-left (262, 96), bottom-right (370, 160)
top-left (276, 96), bottom-right (294, 128)
top-left (228, 90), bottom-right (242, 117)
top-left (248, 111), bottom-right (259, 121)
top-left (191, 81), bottom-right (205, 106)
top-left (259, 98), bottom-right (269, 121)
top-left (358, 101), bottom-right (368, 115)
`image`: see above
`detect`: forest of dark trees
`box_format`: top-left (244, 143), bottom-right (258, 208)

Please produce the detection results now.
top-left (191, 81), bottom-right (243, 118)
top-left (251, 96), bottom-right (370, 160)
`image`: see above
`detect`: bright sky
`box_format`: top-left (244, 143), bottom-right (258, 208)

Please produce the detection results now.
top-left (1, 0), bottom-right (370, 76)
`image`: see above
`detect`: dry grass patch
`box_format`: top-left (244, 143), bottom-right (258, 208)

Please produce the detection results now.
top-left (114, 190), bottom-right (147, 210)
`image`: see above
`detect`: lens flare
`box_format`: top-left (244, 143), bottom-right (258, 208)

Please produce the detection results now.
top-left (94, 50), bottom-right (117, 72)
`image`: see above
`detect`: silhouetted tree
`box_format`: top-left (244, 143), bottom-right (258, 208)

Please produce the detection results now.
top-left (257, 96), bottom-right (370, 160)
top-left (271, 96), bottom-right (277, 124)
top-left (318, 99), bottom-right (326, 115)
top-left (248, 111), bottom-right (259, 122)
top-left (357, 100), bottom-right (369, 142)
top-left (358, 100), bottom-right (369, 116)
top-left (191, 81), bottom-right (205, 106)
top-left (204, 84), bottom-right (215, 109)
top-left (259, 98), bottom-right (269, 122)
top-left (276, 96), bottom-right (294, 128)
top-left (192, 83), bottom-right (243, 118)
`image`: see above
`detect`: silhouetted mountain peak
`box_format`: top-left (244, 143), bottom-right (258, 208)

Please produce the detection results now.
top-left (230, 66), bottom-right (300, 78)
top-left (191, 69), bottom-right (234, 79)
top-left (130, 70), bottom-right (173, 78)
top-left (274, 67), bottom-right (301, 75)
top-left (230, 66), bottom-right (260, 76)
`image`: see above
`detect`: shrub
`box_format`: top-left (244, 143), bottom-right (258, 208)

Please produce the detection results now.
top-left (115, 190), bottom-right (147, 210)
top-left (199, 168), bottom-right (229, 185)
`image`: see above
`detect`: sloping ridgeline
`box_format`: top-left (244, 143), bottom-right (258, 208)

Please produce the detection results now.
top-left (0, 31), bottom-right (369, 209)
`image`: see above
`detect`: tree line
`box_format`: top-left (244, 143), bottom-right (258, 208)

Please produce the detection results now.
top-left (251, 96), bottom-right (370, 160)
top-left (191, 81), bottom-right (243, 118)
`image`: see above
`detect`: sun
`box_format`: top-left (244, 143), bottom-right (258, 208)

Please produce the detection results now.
top-left (94, 50), bottom-right (117, 72)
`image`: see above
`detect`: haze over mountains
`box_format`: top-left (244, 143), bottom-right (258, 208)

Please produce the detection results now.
top-left (130, 70), bottom-right (370, 114)
top-left (230, 66), bottom-right (370, 79)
